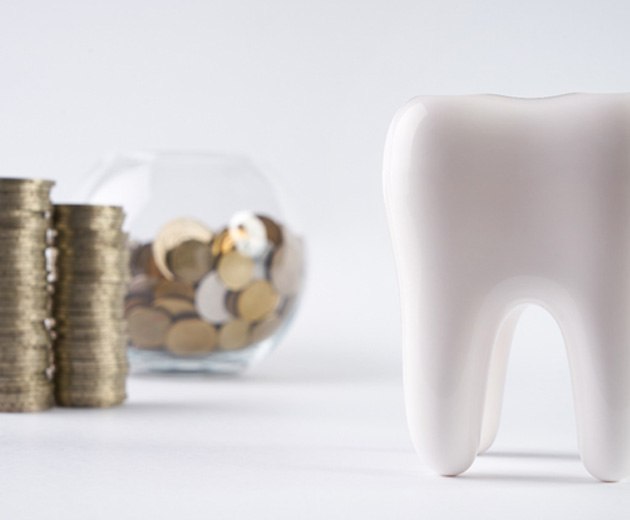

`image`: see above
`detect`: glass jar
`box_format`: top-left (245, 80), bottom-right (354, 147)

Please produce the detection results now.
top-left (82, 152), bottom-right (305, 373)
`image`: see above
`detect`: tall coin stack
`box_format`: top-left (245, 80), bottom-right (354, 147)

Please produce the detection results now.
top-left (0, 178), bottom-right (55, 412)
top-left (52, 204), bottom-right (129, 407)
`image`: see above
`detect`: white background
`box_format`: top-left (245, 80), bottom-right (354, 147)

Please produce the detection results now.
top-left (1, 0), bottom-right (630, 518)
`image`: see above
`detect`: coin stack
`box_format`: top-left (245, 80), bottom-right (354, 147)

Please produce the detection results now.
top-left (52, 204), bottom-right (129, 407)
top-left (126, 212), bottom-right (303, 356)
top-left (0, 178), bottom-right (55, 412)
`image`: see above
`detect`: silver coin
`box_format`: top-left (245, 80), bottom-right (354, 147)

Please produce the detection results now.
top-left (195, 272), bottom-right (232, 323)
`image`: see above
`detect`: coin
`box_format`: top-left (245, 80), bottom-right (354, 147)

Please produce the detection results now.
top-left (210, 228), bottom-right (236, 259)
top-left (269, 232), bottom-right (304, 295)
top-left (0, 324), bottom-right (51, 344)
top-left (55, 231), bottom-right (128, 249)
top-left (154, 297), bottom-right (197, 317)
top-left (257, 215), bottom-right (283, 247)
top-left (249, 315), bottom-right (283, 344)
top-left (224, 290), bottom-right (240, 317)
top-left (0, 346), bottom-right (51, 365)
top-left (54, 350), bottom-right (128, 364)
top-left (153, 279), bottom-right (195, 300)
top-left (152, 218), bottom-right (213, 279)
top-left (0, 394), bottom-right (54, 413)
top-left (127, 275), bottom-right (157, 297)
top-left (164, 319), bottom-right (217, 355)
top-left (218, 319), bottom-right (250, 351)
top-left (127, 306), bottom-right (171, 349)
top-left (237, 280), bottom-right (280, 321)
top-left (54, 390), bottom-right (126, 408)
top-left (217, 250), bottom-right (255, 290)
top-left (0, 178), bottom-right (54, 189)
top-left (167, 239), bottom-right (213, 284)
top-left (125, 295), bottom-right (152, 314)
top-left (195, 272), bottom-right (232, 323)
top-left (130, 242), bottom-right (163, 278)
top-left (54, 363), bottom-right (129, 377)
top-left (54, 204), bottom-right (124, 222)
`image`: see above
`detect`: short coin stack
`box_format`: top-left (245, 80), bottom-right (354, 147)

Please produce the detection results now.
top-left (0, 178), bottom-right (55, 412)
top-left (52, 204), bottom-right (129, 407)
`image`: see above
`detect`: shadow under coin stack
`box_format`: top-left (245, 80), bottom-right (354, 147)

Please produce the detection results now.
top-left (0, 179), bottom-right (55, 412)
top-left (52, 205), bottom-right (129, 407)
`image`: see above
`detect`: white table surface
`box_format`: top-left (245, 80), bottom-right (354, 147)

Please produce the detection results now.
top-left (1, 343), bottom-right (629, 520)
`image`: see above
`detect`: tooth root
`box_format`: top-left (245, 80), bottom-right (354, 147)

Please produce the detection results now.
top-left (403, 288), bottom-right (494, 476)
top-left (478, 309), bottom-right (523, 455)
top-left (568, 300), bottom-right (630, 482)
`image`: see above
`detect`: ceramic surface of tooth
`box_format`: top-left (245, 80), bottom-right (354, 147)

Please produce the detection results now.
top-left (383, 94), bottom-right (630, 482)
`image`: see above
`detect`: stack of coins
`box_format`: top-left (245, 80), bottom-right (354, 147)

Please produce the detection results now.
top-left (126, 212), bottom-right (304, 356)
top-left (0, 178), bottom-right (55, 412)
top-left (52, 204), bottom-right (129, 407)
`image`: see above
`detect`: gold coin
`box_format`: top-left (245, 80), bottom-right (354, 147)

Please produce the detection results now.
top-left (54, 204), bottom-right (124, 221)
top-left (164, 319), bottom-right (217, 355)
top-left (0, 195), bottom-right (52, 212)
top-left (218, 319), bottom-right (250, 351)
top-left (54, 390), bottom-right (125, 408)
top-left (127, 306), bottom-right (172, 349)
top-left (55, 361), bottom-right (129, 375)
top-left (0, 348), bottom-right (51, 366)
top-left (154, 297), bottom-right (197, 317)
top-left (0, 248), bottom-right (48, 261)
top-left (54, 299), bottom-right (126, 315)
top-left (0, 220), bottom-right (49, 232)
top-left (0, 324), bottom-right (51, 343)
top-left (153, 279), bottom-right (195, 300)
top-left (127, 275), bottom-right (157, 297)
top-left (152, 218), bottom-right (213, 279)
top-left (0, 394), bottom-right (54, 412)
top-left (210, 228), bottom-right (236, 258)
top-left (249, 315), bottom-right (283, 344)
top-left (54, 351), bottom-right (128, 364)
top-left (0, 308), bottom-right (49, 320)
top-left (217, 251), bottom-right (254, 290)
top-left (55, 230), bottom-right (128, 248)
top-left (167, 239), bottom-right (212, 284)
top-left (129, 242), bottom-right (164, 278)
top-left (54, 328), bottom-right (127, 342)
top-left (0, 177), bottom-right (54, 189)
top-left (54, 336), bottom-right (128, 349)
top-left (125, 294), bottom-right (152, 314)
top-left (54, 270), bottom-right (129, 283)
top-left (55, 216), bottom-right (126, 231)
top-left (55, 246), bottom-right (128, 260)
top-left (55, 373), bottom-right (127, 387)
top-left (237, 280), bottom-right (280, 321)
top-left (55, 280), bottom-right (128, 294)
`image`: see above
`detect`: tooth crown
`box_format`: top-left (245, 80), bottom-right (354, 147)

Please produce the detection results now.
top-left (383, 94), bottom-right (630, 482)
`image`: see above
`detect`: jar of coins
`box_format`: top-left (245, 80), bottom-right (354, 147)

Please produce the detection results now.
top-left (82, 152), bottom-right (305, 373)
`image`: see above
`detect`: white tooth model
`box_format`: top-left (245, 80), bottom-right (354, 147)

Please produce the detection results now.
top-left (383, 94), bottom-right (630, 482)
